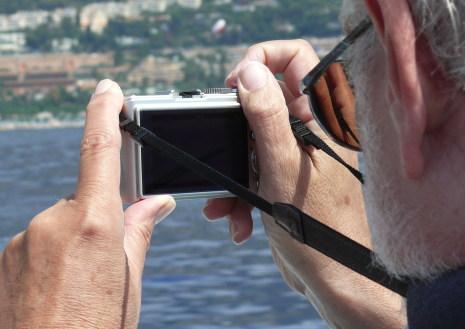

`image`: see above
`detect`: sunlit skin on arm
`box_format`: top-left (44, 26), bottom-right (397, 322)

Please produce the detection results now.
top-left (203, 40), bottom-right (405, 329)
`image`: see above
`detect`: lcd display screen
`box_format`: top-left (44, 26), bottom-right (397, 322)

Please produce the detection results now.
top-left (140, 107), bottom-right (249, 195)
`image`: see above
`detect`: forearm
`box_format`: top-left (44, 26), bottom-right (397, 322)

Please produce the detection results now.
top-left (305, 260), bottom-right (406, 329)
top-left (263, 216), bottom-right (406, 329)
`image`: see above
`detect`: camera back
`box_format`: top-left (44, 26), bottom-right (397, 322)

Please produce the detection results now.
top-left (121, 89), bottom-right (252, 203)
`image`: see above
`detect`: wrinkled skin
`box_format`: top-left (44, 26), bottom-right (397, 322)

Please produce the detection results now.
top-left (203, 40), bottom-right (405, 329)
top-left (0, 80), bottom-right (176, 329)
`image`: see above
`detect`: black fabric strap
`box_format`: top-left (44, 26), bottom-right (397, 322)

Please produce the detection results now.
top-left (273, 203), bottom-right (410, 295)
top-left (120, 115), bottom-right (412, 297)
top-left (289, 116), bottom-right (364, 183)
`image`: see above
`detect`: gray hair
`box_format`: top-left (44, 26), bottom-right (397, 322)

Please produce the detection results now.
top-left (410, 0), bottom-right (465, 89)
top-left (341, 0), bottom-right (465, 90)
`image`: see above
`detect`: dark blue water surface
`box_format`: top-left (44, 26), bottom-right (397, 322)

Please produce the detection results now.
top-left (0, 128), bottom-right (327, 329)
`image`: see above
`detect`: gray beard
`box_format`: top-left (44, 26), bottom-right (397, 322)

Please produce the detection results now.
top-left (346, 25), bottom-right (464, 280)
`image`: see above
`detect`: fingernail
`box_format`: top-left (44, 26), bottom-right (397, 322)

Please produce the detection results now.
top-left (202, 200), bottom-right (214, 221)
top-left (229, 219), bottom-right (246, 245)
top-left (202, 212), bottom-right (222, 223)
top-left (154, 198), bottom-right (176, 226)
top-left (238, 61), bottom-right (268, 92)
top-left (225, 71), bottom-right (239, 88)
top-left (202, 211), bottom-right (213, 222)
top-left (94, 79), bottom-right (114, 95)
top-left (202, 208), bottom-right (214, 222)
top-left (225, 71), bottom-right (234, 83)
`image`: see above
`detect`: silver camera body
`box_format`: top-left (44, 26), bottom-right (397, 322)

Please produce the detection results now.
top-left (121, 89), bottom-right (252, 203)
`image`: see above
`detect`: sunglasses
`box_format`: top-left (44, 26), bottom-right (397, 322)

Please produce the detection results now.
top-left (302, 19), bottom-right (372, 152)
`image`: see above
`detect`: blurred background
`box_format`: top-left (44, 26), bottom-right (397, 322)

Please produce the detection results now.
top-left (0, 0), bottom-right (343, 327)
top-left (0, 0), bottom-right (342, 125)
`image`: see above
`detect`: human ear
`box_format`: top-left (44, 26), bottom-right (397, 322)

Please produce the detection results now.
top-left (364, 0), bottom-right (427, 179)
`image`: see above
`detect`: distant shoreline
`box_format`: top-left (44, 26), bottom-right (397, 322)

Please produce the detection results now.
top-left (0, 120), bottom-right (84, 131)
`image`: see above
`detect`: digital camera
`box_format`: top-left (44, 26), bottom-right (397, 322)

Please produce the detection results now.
top-left (121, 88), bottom-right (255, 203)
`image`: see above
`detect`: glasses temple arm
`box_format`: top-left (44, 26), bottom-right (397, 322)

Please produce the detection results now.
top-left (302, 19), bottom-right (373, 90)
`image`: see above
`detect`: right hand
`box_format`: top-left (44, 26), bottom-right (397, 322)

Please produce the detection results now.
top-left (204, 39), bottom-right (369, 259)
top-left (203, 40), bottom-right (404, 328)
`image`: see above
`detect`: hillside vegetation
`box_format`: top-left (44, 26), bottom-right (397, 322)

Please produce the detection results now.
top-left (0, 0), bottom-right (343, 119)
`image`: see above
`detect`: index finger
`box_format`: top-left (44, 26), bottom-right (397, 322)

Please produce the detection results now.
top-left (226, 39), bottom-right (320, 98)
top-left (75, 79), bottom-right (124, 206)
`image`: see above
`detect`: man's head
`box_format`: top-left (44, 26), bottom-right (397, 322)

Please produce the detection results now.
top-left (341, 0), bottom-right (465, 279)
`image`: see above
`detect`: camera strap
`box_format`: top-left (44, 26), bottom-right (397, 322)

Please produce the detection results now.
top-left (289, 116), bottom-right (364, 183)
top-left (120, 114), bottom-right (413, 297)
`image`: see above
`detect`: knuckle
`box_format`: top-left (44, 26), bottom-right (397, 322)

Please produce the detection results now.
top-left (28, 210), bottom-right (53, 237)
top-left (76, 203), bottom-right (122, 240)
top-left (27, 213), bottom-right (46, 235)
top-left (77, 207), bottom-right (109, 239)
top-left (10, 231), bottom-right (25, 247)
top-left (1, 233), bottom-right (26, 278)
top-left (26, 200), bottom-right (74, 241)
top-left (246, 44), bottom-right (266, 61)
top-left (245, 93), bottom-right (285, 123)
top-left (294, 38), bottom-right (310, 48)
top-left (294, 39), bottom-right (318, 59)
top-left (87, 94), bottom-right (121, 113)
top-left (80, 129), bottom-right (121, 157)
top-left (3, 232), bottom-right (25, 257)
top-left (293, 38), bottom-right (314, 54)
top-left (246, 43), bottom-right (260, 54)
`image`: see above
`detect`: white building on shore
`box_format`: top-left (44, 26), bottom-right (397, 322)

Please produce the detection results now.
top-left (177, 0), bottom-right (203, 9)
top-left (80, 0), bottom-right (203, 34)
top-left (0, 0), bottom-right (202, 35)
top-left (0, 8), bottom-right (77, 32)
top-left (0, 32), bottom-right (26, 53)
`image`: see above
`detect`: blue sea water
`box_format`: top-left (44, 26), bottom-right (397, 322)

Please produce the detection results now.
top-left (0, 128), bottom-right (328, 329)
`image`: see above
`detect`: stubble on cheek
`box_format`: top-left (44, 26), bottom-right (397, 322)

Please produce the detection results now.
top-left (346, 28), bottom-right (421, 278)
top-left (348, 28), bottom-right (465, 280)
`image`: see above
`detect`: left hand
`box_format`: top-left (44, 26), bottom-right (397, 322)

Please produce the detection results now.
top-left (0, 80), bottom-right (176, 329)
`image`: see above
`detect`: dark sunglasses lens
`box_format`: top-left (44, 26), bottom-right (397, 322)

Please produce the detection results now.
top-left (308, 62), bottom-right (361, 151)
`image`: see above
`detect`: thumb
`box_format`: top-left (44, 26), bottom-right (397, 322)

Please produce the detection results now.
top-left (124, 196), bottom-right (176, 277)
top-left (238, 61), bottom-right (299, 177)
